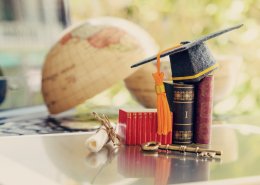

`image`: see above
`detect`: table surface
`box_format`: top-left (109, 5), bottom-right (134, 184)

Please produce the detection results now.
top-left (1, 123), bottom-right (260, 185)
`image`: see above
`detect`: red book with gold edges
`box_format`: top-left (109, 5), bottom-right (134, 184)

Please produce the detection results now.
top-left (119, 109), bottom-right (172, 145)
top-left (195, 75), bottom-right (214, 145)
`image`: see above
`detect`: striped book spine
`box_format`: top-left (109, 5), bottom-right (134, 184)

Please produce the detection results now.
top-left (119, 109), bottom-right (172, 145)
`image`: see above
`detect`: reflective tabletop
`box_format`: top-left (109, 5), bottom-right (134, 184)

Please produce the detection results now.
top-left (1, 123), bottom-right (260, 185)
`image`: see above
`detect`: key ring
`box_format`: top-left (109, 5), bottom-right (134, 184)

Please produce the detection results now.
top-left (141, 141), bottom-right (160, 151)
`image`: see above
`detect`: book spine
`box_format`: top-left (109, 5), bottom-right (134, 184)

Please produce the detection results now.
top-left (119, 109), bottom-right (126, 144)
top-left (132, 113), bottom-right (137, 145)
top-left (136, 113), bottom-right (139, 145)
top-left (137, 113), bottom-right (142, 145)
top-left (153, 112), bottom-right (158, 142)
top-left (127, 112), bottom-right (132, 145)
top-left (168, 113), bottom-right (173, 144)
top-left (142, 112), bottom-right (147, 143)
top-left (172, 83), bottom-right (195, 145)
top-left (147, 112), bottom-right (152, 142)
top-left (195, 75), bottom-right (214, 145)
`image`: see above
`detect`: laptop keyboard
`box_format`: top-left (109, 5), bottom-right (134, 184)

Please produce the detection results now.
top-left (0, 117), bottom-right (72, 136)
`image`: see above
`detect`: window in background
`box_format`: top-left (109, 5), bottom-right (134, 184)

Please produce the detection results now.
top-left (0, 0), bottom-right (70, 110)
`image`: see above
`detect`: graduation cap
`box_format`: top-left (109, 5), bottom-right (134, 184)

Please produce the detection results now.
top-left (131, 24), bottom-right (243, 136)
top-left (131, 24), bottom-right (243, 82)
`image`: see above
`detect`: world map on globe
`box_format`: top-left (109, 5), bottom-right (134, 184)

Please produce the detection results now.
top-left (42, 17), bottom-right (157, 114)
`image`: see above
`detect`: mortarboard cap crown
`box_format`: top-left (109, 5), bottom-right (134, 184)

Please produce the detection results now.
top-left (131, 24), bottom-right (243, 82)
top-left (169, 42), bottom-right (216, 82)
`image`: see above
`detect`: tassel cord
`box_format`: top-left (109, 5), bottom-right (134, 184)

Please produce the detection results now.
top-left (153, 44), bottom-right (182, 135)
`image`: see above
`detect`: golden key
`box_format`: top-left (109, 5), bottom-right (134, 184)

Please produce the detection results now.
top-left (141, 141), bottom-right (222, 158)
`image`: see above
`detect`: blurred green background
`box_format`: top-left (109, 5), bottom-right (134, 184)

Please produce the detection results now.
top-left (71, 0), bottom-right (260, 119)
top-left (1, 0), bottom-right (260, 121)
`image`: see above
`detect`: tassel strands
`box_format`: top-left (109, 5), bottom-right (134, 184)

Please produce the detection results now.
top-left (153, 72), bottom-right (171, 135)
top-left (153, 44), bottom-right (181, 135)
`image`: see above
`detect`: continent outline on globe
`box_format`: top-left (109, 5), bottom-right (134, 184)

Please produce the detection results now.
top-left (41, 17), bottom-right (158, 114)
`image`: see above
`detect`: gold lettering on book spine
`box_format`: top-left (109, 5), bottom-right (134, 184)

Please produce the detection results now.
top-left (174, 131), bottom-right (193, 140)
top-left (185, 111), bottom-right (188, 118)
top-left (174, 90), bottom-right (194, 101)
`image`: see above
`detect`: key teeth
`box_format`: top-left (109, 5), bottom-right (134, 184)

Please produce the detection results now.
top-left (199, 152), bottom-right (217, 159)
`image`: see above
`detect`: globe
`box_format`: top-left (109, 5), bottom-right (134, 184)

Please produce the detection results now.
top-left (42, 17), bottom-right (158, 114)
top-left (125, 63), bottom-right (157, 108)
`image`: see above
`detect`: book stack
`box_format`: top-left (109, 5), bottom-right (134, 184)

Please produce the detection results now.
top-left (165, 75), bottom-right (214, 145)
top-left (118, 109), bottom-right (172, 145)
top-left (126, 25), bottom-right (242, 146)
top-left (119, 75), bottom-right (214, 146)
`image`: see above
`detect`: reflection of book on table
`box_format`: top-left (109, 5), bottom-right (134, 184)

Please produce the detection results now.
top-left (118, 146), bottom-right (209, 184)
top-left (119, 109), bottom-right (172, 145)
top-left (168, 152), bottom-right (209, 184)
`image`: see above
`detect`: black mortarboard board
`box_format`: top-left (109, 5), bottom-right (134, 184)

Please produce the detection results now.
top-left (131, 24), bottom-right (243, 82)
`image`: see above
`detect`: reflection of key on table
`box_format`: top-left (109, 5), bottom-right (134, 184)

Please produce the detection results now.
top-left (141, 141), bottom-right (222, 158)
